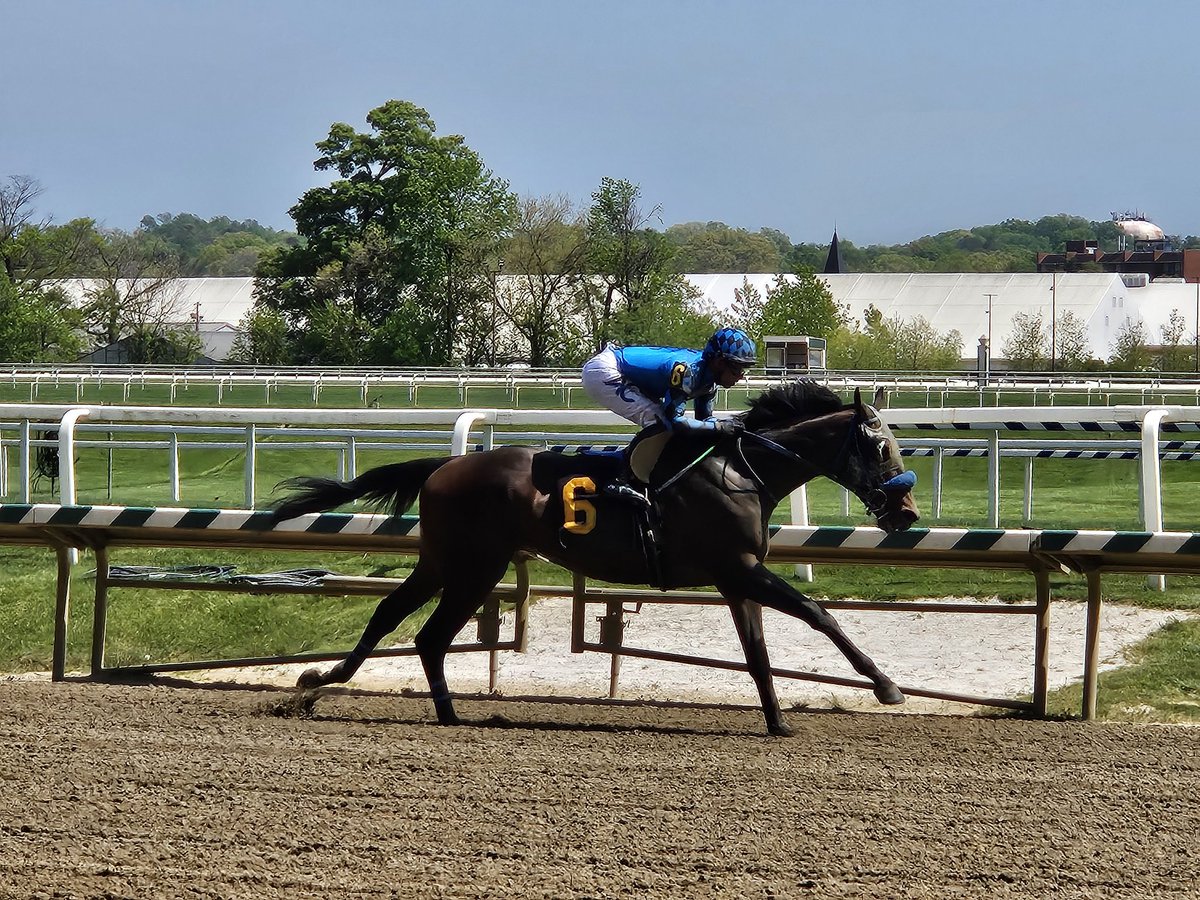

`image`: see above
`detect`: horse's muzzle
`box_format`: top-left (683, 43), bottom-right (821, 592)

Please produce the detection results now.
top-left (872, 471), bottom-right (920, 532)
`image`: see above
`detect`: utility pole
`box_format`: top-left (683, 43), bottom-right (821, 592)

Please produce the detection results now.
top-left (1195, 279), bottom-right (1198, 373)
top-left (1050, 271), bottom-right (1057, 372)
top-left (983, 293), bottom-right (996, 383)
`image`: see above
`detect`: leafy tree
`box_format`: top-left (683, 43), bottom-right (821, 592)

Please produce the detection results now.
top-left (1109, 317), bottom-right (1152, 371)
top-left (665, 221), bottom-right (782, 273)
top-left (229, 306), bottom-right (293, 365)
top-left (123, 326), bottom-right (204, 364)
top-left (1157, 308), bottom-right (1192, 372)
top-left (609, 277), bottom-right (715, 351)
top-left (139, 212), bottom-right (297, 276)
top-left (0, 275), bottom-right (85, 362)
top-left (254, 100), bottom-right (515, 365)
top-left (1054, 310), bottom-right (1093, 371)
top-left (1002, 311), bottom-right (1048, 370)
top-left (495, 195), bottom-right (590, 366)
top-left (761, 271), bottom-right (847, 338)
top-left (829, 305), bottom-right (962, 371)
top-left (728, 271), bottom-right (845, 354)
top-left (583, 178), bottom-right (675, 348)
top-left (298, 300), bottom-right (372, 366)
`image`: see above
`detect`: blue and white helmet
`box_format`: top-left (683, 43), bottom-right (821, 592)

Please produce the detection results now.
top-left (703, 327), bottom-right (757, 366)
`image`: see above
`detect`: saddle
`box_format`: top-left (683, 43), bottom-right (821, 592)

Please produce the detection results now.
top-left (530, 430), bottom-right (705, 591)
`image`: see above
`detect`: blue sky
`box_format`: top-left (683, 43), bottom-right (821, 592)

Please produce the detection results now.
top-left (3, 0), bottom-right (1198, 245)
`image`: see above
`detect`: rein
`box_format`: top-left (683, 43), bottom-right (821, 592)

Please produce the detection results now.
top-left (654, 410), bottom-right (915, 518)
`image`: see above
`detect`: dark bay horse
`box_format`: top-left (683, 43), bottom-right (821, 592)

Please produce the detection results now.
top-left (272, 381), bottom-right (920, 736)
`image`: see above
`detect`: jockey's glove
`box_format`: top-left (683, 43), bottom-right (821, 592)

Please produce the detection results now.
top-left (711, 417), bottom-right (745, 435)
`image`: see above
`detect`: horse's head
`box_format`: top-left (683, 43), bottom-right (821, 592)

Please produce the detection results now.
top-left (742, 381), bottom-right (920, 533)
top-left (838, 387), bottom-right (921, 533)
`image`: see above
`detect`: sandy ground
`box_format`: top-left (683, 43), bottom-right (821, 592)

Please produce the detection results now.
top-left (1, 680), bottom-right (1198, 899)
top-left (213, 596), bottom-right (1190, 715)
top-left (2, 598), bottom-right (1197, 898)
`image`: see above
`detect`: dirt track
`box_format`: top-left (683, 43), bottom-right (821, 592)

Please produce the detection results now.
top-left (1, 680), bottom-right (1198, 899)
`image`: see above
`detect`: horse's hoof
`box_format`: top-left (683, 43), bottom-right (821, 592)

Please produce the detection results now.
top-left (768, 722), bottom-right (796, 738)
top-left (296, 667), bottom-right (326, 689)
top-left (435, 715), bottom-right (462, 727)
top-left (875, 683), bottom-right (906, 705)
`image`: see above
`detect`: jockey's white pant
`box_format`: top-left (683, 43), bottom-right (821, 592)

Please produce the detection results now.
top-left (581, 346), bottom-right (664, 428)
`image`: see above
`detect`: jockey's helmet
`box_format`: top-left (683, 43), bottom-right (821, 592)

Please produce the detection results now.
top-left (703, 327), bottom-right (757, 367)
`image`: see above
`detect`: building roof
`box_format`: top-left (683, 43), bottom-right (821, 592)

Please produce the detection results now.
top-left (54, 277), bottom-right (257, 328)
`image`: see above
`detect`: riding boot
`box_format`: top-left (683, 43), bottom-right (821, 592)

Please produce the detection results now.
top-left (604, 468), bottom-right (651, 510)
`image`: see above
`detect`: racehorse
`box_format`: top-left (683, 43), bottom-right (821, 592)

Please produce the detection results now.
top-left (271, 381), bottom-right (920, 736)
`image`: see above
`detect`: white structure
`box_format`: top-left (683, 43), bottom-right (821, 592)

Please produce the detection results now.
top-left (688, 272), bottom-right (1200, 363)
top-left (49, 274), bottom-right (1200, 365)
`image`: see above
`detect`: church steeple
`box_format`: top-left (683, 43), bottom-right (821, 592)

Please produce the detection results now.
top-left (823, 229), bottom-right (846, 274)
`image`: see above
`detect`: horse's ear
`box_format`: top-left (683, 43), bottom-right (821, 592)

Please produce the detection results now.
top-left (873, 387), bottom-right (889, 409)
top-left (853, 387), bottom-right (865, 413)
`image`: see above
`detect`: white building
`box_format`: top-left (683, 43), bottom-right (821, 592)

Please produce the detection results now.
top-left (687, 272), bottom-right (1200, 363)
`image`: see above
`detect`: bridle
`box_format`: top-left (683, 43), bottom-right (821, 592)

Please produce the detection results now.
top-left (734, 406), bottom-right (916, 518)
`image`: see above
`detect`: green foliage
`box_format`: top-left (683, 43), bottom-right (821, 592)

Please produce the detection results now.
top-left (786, 214), bottom-right (1127, 275)
top-left (609, 275), bottom-right (716, 350)
top-left (228, 305), bottom-right (293, 364)
top-left (1157, 308), bottom-right (1195, 373)
top-left (830, 304), bottom-right (963, 370)
top-left (727, 271), bottom-right (846, 361)
top-left (139, 212), bottom-right (297, 276)
top-left (664, 221), bottom-right (783, 273)
top-left (1054, 310), bottom-right (1093, 371)
top-left (253, 100), bottom-right (516, 365)
top-left (0, 276), bottom-right (86, 362)
top-left (584, 178), bottom-right (677, 348)
top-left (1110, 317), bottom-right (1153, 371)
top-left (1002, 311), bottom-right (1048, 370)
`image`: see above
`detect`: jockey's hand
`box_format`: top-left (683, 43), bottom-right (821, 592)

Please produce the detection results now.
top-left (709, 417), bottom-right (744, 435)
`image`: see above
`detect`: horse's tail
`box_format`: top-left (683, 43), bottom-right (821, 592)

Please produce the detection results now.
top-left (270, 457), bottom-right (453, 522)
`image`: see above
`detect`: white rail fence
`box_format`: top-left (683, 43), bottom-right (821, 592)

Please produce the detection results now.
top-left (6, 366), bottom-right (1200, 408)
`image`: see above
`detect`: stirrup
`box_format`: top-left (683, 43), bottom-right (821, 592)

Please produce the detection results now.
top-left (604, 481), bottom-right (651, 510)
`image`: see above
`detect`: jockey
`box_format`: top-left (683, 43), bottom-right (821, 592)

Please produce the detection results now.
top-left (581, 327), bottom-right (757, 504)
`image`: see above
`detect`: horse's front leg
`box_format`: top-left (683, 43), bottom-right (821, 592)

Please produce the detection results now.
top-left (718, 560), bottom-right (905, 709)
top-left (724, 596), bottom-right (794, 737)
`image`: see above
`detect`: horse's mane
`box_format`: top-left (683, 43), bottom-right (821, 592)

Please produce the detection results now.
top-left (741, 380), bottom-right (845, 432)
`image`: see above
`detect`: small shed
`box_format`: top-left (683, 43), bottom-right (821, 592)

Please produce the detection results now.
top-left (763, 335), bottom-right (826, 373)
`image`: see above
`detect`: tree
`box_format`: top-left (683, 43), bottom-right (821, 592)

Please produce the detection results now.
top-left (0, 275), bottom-right (85, 362)
top-left (583, 178), bottom-right (676, 349)
top-left (760, 271), bottom-right (847, 338)
top-left (254, 100), bottom-right (516, 365)
top-left (1002, 311), bottom-right (1049, 370)
top-left (727, 271), bottom-right (846, 350)
top-left (830, 305), bottom-right (962, 371)
top-left (665, 221), bottom-right (782, 273)
top-left (140, 212), bottom-right (297, 275)
top-left (81, 230), bottom-right (187, 359)
top-left (495, 195), bottom-right (590, 366)
top-left (1109, 317), bottom-right (1152, 371)
top-left (609, 277), bottom-right (716, 351)
top-left (1158, 308), bottom-right (1192, 372)
top-left (229, 306), bottom-right (293, 364)
top-left (1054, 310), bottom-right (1093, 371)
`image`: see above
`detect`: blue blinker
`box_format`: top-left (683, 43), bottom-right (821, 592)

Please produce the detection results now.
top-left (882, 470), bottom-right (917, 492)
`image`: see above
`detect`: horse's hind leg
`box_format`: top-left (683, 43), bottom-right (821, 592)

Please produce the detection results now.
top-left (414, 557), bottom-right (512, 726)
top-left (297, 559), bottom-right (441, 689)
top-left (725, 597), bottom-right (794, 738)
